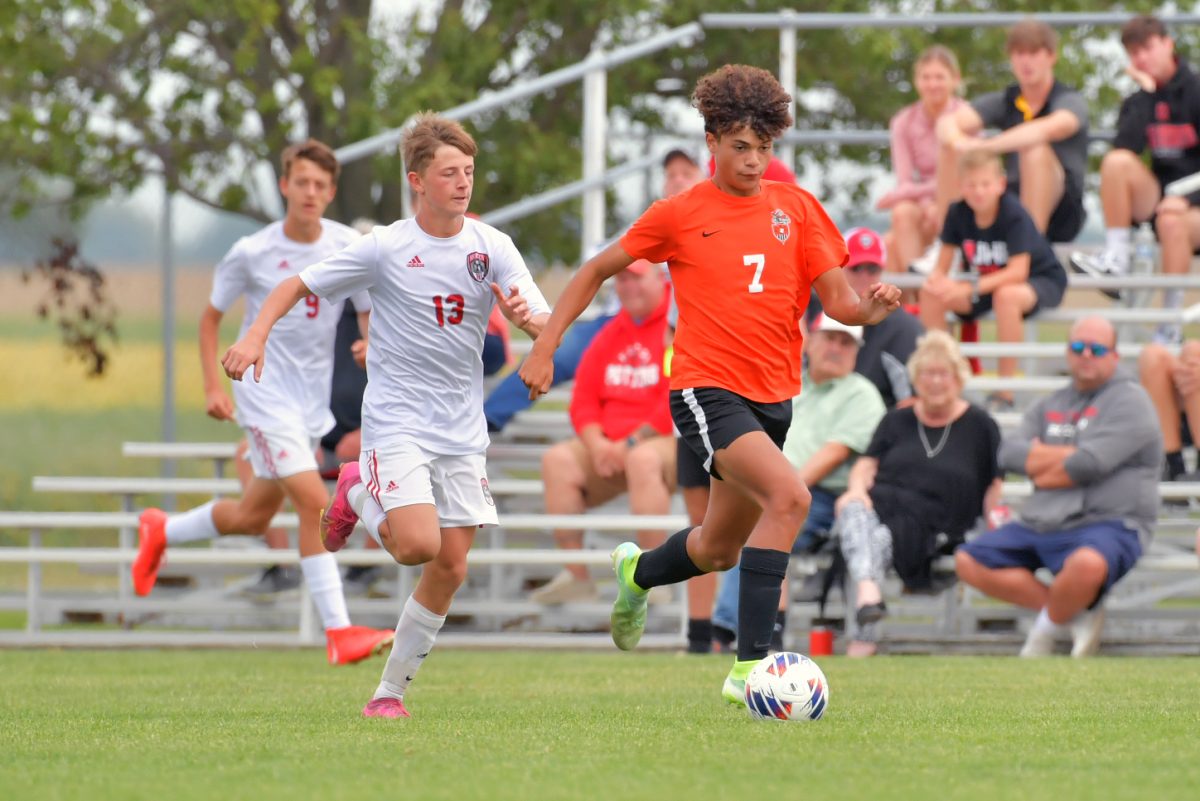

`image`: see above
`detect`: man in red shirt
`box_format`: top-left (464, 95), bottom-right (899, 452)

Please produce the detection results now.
top-left (530, 260), bottom-right (674, 604)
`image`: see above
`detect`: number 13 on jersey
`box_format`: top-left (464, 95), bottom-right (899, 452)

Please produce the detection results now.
top-left (744, 254), bottom-right (765, 294)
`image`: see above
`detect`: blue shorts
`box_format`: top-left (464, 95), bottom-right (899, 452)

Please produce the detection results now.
top-left (958, 519), bottom-right (1142, 597)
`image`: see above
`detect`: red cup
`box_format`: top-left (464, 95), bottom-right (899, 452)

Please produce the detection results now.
top-left (809, 627), bottom-right (834, 656)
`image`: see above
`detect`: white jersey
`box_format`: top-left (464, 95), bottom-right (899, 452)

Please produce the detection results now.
top-left (300, 216), bottom-right (550, 455)
top-left (210, 219), bottom-right (371, 439)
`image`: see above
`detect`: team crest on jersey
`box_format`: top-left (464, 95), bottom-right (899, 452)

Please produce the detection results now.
top-left (467, 251), bottom-right (490, 282)
top-left (770, 209), bottom-right (791, 244)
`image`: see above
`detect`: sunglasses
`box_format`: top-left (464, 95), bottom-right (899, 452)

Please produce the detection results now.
top-left (1068, 340), bottom-right (1113, 357)
top-left (847, 263), bottom-right (883, 275)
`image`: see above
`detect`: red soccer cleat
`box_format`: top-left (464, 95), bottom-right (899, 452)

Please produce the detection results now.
top-left (132, 508), bottom-right (168, 596)
top-left (362, 697), bottom-right (410, 719)
top-left (326, 625), bottom-right (394, 665)
top-left (320, 461), bottom-right (363, 553)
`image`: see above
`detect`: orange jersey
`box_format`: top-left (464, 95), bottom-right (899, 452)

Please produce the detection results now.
top-left (620, 179), bottom-right (847, 402)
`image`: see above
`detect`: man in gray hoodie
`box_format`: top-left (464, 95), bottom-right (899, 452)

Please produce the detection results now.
top-left (955, 316), bottom-right (1161, 657)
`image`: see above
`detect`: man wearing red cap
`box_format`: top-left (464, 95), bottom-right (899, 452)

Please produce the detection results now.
top-left (842, 227), bottom-right (926, 408)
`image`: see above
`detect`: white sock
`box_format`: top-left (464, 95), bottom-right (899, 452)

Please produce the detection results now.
top-left (1164, 288), bottom-right (1185, 309)
top-left (348, 484), bottom-right (386, 547)
top-left (1033, 607), bottom-right (1065, 635)
top-left (300, 553), bottom-right (351, 630)
top-left (165, 501), bottom-right (219, 544)
top-left (373, 596), bottom-right (446, 701)
top-left (1105, 227), bottom-right (1131, 266)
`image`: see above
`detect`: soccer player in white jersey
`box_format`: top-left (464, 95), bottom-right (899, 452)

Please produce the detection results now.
top-left (132, 139), bottom-right (395, 665)
top-left (221, 114), bottom-right (550, 719)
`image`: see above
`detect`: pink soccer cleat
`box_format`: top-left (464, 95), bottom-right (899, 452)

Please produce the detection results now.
top-left (362, 697), bottom-right (410, 719)
top-left (320, 461), bottom-right (363, 552)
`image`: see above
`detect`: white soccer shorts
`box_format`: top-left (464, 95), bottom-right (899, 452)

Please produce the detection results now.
top-left (243, 425), bottom-right (320, 480)
top-left (360, 441), bottom-right (499, 528)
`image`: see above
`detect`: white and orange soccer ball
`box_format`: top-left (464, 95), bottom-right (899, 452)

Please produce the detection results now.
top-left (743, 652), bottom-right (830, 722)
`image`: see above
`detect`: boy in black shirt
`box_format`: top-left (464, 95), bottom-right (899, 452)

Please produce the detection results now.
top-left (1070, 15), bottom-right (1200, 342)
top-left (920, 150), bottom-right (1067, 410)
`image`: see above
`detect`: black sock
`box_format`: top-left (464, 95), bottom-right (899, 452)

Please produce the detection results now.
top-left (687, 618), bottom-right (713, 653)
top-left (736, 547), bottom-right (790, 662)
top-left (770, 609), bottom-right (787, 653)
top-left (1166, 450), bottom-right (1186, 480)
top-left (632, 528), bottom-right (704, 589)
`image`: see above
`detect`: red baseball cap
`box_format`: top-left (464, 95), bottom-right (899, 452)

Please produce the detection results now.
top-left (843, 227), bottom-right (886, 268)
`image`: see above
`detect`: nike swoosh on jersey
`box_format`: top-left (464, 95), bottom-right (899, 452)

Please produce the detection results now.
top-left (702, 230), bottom-right (721, 237)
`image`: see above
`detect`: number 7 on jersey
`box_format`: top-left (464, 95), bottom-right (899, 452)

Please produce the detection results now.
top-left (744, 254), bottom-right (765, 294)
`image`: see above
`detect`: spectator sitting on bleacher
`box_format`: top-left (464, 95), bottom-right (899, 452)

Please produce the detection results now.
top-left (956, 317), bottom-right (1162, 658)
top-left (834, 330), bottom-right (1002, 657)
top-left (529, 259), bottom-right (675, 605)
top-left (1138, 338), bottom-right (1200, 490)
top-left (710, 314), bottom-right (886, 650)
top-left (920, 149), bottom-right (1067, 412)
top-left (933, 18), bottom-right (1088, 252)
top-left (1070, 15), bottom-right (1200, 343)
top-left (842, 227), bottom-right (925, 408)
top-left (876, 45), bottom-right (966, 274)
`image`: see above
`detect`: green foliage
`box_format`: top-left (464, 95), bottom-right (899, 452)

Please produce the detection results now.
top-left (0, 0), bottom-right (1191, 262)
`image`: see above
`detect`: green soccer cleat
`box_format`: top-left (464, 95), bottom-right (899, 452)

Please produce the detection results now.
top-left (721, 659), bottom-right (758, 707)
top-left (610, 542), bottom-right (649, 651)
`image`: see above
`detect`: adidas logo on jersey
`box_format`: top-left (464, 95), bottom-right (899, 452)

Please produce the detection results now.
top-left (406, 255), bottom-right (424, 269)
top-left (277, 259), bottom-right (290, 270)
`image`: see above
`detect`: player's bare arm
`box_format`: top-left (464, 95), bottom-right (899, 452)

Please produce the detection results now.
top-left (519, 241), bottom-right (634, 399)
top-left (221, 275), bottom-right (314, 382)
top-left (490, 283), bottom-right (549, 339)
top-left (813, 266), bottom-right (901, 327)
top-left (352, 310), bottom-right (370, 369)
top-left (199, 304), bottom-right (234, 421)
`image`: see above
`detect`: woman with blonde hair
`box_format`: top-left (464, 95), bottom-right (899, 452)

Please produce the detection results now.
top-left (833, 330), bottom-right (1002, 656)
top-left (878, 46), bottom-right (966, 273)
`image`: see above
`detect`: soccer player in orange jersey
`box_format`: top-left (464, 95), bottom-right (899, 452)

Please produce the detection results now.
top-left (520, 65), bottom-right (901, 706)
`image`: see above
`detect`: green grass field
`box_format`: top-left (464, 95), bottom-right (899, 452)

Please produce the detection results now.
top-left (1, 650), bottom-right (1198, 801)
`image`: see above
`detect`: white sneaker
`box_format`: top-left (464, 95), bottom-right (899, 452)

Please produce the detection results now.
top-left (1070, 607), bottom-right (1106, 658)
top-left (529, 569), bottom-right (598, 605)
top-left (1069, 250), bottom-right (1127, 300)
top-left (1154, 324), bottom-right (1183, 346)
top-left (909, 242), bottom-right (939, 275)
top-left (910, 242), bottom-right (961, 276)
top-left (1019, 624), bottom-right (1058, 658)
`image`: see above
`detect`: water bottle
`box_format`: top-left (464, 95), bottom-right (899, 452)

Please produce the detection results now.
top-left (1132, 222), bottom-right (1156, 276)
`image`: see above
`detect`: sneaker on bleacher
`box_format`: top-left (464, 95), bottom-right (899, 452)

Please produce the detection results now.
top-left (909, 241), bottom-right (960, 275)
top-left (242, 565), bottom-right (301, 602)
top-left (342, 565), bottom-right (386, 598)
top-left (1068, 250), bottom-right (1126, 301)
top-left (1153, 323), bottom-right (1183, 346)
top-left (530, 569), bottom-right (598, 605)
top-left (1070, 606), bottom-right (1105, 658)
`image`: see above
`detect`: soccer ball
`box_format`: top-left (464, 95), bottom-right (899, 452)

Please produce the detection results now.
top-left (743, 652), bottom-right (830, 722)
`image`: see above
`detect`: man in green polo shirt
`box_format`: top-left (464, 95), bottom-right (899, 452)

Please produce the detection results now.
top-left (711, 314), bottom-right (886, 650)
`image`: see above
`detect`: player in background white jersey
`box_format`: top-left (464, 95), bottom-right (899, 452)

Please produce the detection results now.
top-left (222, 114), bottom-right (550, 719)
top-left (132, 139), bottom-right (395, 666)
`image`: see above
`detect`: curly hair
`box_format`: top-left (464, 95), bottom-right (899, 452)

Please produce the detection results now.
top-left (691, 64), bottom-right (793, 140)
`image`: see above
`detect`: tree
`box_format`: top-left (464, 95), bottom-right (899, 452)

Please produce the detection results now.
top-left (0, 0), bottom-right (1175, 266)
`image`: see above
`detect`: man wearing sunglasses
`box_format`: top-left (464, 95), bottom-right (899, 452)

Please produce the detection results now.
top-left (842, 228), bottom-right (926, 408)
top-left (955, 316), bottom-right (1162, 658)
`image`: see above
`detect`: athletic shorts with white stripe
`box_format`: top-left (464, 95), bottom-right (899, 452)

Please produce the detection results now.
top-left (669, 387), bottom-right (792, 481)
